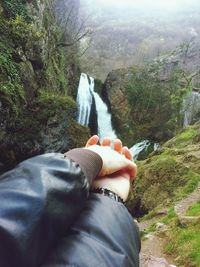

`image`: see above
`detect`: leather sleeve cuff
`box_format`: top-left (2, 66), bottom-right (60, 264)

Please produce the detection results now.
top-left (64, 148), bottom-right (102, 184)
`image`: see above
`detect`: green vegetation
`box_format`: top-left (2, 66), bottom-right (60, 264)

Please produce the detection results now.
top-left (141, 206), bottom-right (200, 267)
top-left (132, 124), bottom-right (200, 267)
top-left (127, 124), bottom-right (200, 216)
top-left (8, 15), bottom-right (43, 48)
top-left (166, 223), bottom-right (200, 267)
top-left (186, 201), bottom-right (200, 216)
top-left (175, 171), bottom-right (200, 201)
top-left (0, 33), bottom-right (25, 115)
top-left (125, 65), bottom-right (191, 142)
top-left (2, 0), bottom-right (32, 22)
top-left (164, 126), bottom-right (197, 148)
top-left (0, 0), bottom-right (88, 172)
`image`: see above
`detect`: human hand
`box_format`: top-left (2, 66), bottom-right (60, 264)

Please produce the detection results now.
top-left (85, 136), bottom-right (137, 179)
top-left (85, 136), bottom-right (137, 201)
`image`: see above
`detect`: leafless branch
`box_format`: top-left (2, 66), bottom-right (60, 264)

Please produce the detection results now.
top-left (56, 29), bottom-right (91, 47)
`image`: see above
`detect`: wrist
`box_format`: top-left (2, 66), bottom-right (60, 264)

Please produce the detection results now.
top-left (64, 148), bottom-right (102, 183)
top-left (90, 187), bottom-right (125, 204)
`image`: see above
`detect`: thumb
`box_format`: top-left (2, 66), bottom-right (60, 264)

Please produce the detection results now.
top-left (123, 159), bottom-right (137, 181)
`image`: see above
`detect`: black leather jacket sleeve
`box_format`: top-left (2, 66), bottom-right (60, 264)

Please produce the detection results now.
top-left (0, 150), bottom-right (102, 267)
top-left (42, 194), bottom-right (141, 267)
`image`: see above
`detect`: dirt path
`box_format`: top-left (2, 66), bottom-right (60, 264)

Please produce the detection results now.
top-left (138, 182), bottom-right (200, 266)
top-left (140, 233), bottom-right (175, 267)
top-left (138, 217), bottom-right (176, 267)
top-left (174, 181), bottom-right (200, 217)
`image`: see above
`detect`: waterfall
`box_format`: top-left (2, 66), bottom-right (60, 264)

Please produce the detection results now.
top-left (92, 91), bottom-right (117, 140)
top-left (130, 140), bottom-right (150, 160)
top-left (130, 140), bottom-right (160, 160)
top-left (76, 73), bottom-right (93, 126)
top-left (76, 73), bottom-right (116, 140)
top-left (76, 73), bottom-right (161, 160)
top-left (183, 91), bottom-right (200, 128)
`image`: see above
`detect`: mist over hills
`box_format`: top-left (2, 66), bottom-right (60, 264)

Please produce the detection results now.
top-left (80, 0), bottom-right (200, 80)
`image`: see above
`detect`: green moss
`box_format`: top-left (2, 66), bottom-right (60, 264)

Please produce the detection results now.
top-left (0, 38), bottom-right (25, 115)
top-left (66, 120), bottom-right (90, 149)
top-left (175, 171), bottom-right (200, 201)
top-left (186, 201), bottom-right (200, 216)
top-left (10, 91), bottom-right (89, 154)
top-left (0, 40), bottom-right (18, 80)
top-left (128, 124), bottom-right (200, 215)
top-left (136, 155), bottom-right (188, 208)
top-left (0, 81), bottom-right (25, 115)
top-left (36, 92), bottom-right (75, 125)
top-left (8, 15), bottom-right (43, 48)
top-left (45, 48), bottom-right (68, 94)
top-left (165, 126), bottom-right (197, 148)
top-left (2, 0), bottom-right (32, 22)
top-left (0, 0), bottom-right (85, 173)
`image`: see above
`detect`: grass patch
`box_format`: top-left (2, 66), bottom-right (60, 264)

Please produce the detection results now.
top-left (175, 171), bottom-right (200, 201)
top-left (186, 201), bottom-right (200, 216)
top-left (160, 207), bottom-right (177, 224)
top-left (139, 209), bottom-right (159, 221)
top-left (147, 222), bottom-right (157, 232)
top-left (165, 126), bottom-right (197, 148)
top-left (166, 223), bottom-right (200, 267)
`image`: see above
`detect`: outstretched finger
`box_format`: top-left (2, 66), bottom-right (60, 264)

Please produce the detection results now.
top-left (113, 139), bottom-right (122, 153)
top-left (122, 146), bottom-right (133, 161)
top-left (85, 135), bottom-right (99, 147)
top-left (101, 137), bottom-right (111, 147)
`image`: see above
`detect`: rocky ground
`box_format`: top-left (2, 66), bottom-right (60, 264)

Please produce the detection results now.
top-left (138, 181), bottom-right (200, 267)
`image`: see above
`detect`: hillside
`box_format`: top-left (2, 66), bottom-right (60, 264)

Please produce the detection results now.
top-left (80, 0), bottom-right (200, 80)
top-left (127, 123), bottom-right (200, 266)
top-left (0, 0), bottom-right (89, 174)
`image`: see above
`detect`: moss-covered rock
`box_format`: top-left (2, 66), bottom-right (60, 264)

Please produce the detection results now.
top-left (127, 124), bottom-right (200, 216)
top-left (0, 0), bottom-right (88, 173)
top-left (0, 92), bottom-right (89, 173)
top-left (103, 46), bottom-right (197, 146)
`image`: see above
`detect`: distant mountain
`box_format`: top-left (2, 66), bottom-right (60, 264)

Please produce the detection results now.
top-left (79, 0), bottom-right (200, 80)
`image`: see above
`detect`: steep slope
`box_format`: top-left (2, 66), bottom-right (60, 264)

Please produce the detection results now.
top-left (0, 0), bottom-right (89, 174)
top-left (102, 42), bottom-right (200, 146)
top-left (126, 124), bottom-right (200, 266)
top-left (128, 123), bottom-right (200, 215)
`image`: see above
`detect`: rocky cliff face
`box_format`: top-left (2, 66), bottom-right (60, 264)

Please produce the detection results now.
top-left (102, 69), bottom-right (133, 146)
top-left (103, 41), bottom-right (200, 146)
top-left (0, 0), bottom-right (89, 174)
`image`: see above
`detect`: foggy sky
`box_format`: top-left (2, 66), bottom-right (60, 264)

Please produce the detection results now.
top-left (83, 0), bottom-right (199, 13)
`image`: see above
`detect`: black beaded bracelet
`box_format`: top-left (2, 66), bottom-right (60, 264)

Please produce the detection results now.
top-left (90, 187), bottom-right (125, 204)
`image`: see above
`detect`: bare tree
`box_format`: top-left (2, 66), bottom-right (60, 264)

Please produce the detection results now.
top-left (48, 0), bottom-right (92, 48)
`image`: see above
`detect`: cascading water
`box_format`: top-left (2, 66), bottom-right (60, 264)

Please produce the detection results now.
top-left (130, 140), bottom-right (160, 160)
top-left (183, 91), bottom-right (200, 128)
top-left (130, 140), bottom-right (150, 160)
top-left (92, 91), bottom-right (117, 140)
top-left (76, 73), bottom-right (116, 140)
top-left (76, 73), bottom-right (93, 126)
top-left (76, 73), bottom-right (158, 159)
